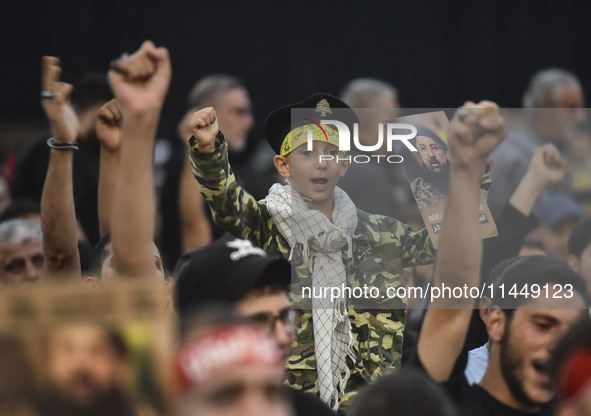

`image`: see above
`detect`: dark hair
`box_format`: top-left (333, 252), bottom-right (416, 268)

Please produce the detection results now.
top-left (412, 125), bottom-right (448, 152)
top-left (491, 256), bottom-right (590, 311)
top-left (350, 368), bottom-right (458, 416)
top-left (568, 216), bottom-right (591, 258)
top-left (521, 236), bottom-right (548, 255)
top-left (70, 71), bottom-right (113, 113)
top-left (0, 198), bottom-right (40, 223)
top-left (487, 257), bottom-right (522, 286)
top-left (250, 261), bottom-right (291, 295)
top-left (89, 233), bottom-right (112, 277)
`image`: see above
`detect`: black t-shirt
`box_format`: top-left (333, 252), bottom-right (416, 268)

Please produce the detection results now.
top-left (411, 349), bottom-right (555, 416)
top-left (288, 387), bottom-right (335, 416)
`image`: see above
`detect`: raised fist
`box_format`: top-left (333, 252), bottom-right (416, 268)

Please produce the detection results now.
top-left (108, 40), bottom-right (171, 115)
top-left (41, 56), bottom-right (79, 143)
top-left (448, 101), bottom-right (506, 171)
top-left (96, 98), bottom-right (123, 152)
top-left (190, 107), bottom-right (219, 152)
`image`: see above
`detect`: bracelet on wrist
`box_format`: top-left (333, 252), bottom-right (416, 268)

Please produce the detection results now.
top-left (46, 137), bottom-right (79, 151)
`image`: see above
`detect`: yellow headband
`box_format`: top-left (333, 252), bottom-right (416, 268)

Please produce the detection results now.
top-left (280, 124), bottom-right (340, 156)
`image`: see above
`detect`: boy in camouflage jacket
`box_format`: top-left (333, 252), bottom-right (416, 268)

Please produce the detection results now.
top-left (188, 93), bottom-right (472, 410)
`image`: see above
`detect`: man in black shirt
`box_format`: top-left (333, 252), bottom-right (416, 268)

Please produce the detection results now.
top-left (413, 102), bottom-right (590, 416)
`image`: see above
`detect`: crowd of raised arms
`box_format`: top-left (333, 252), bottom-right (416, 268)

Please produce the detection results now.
top-left (0, 40), bottom-right (591, 416)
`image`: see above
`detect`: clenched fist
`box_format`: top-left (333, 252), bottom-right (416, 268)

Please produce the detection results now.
top-left (190, 107), bottom-right (219, 152)
top-left (448, 101), bottom-right (506, 171)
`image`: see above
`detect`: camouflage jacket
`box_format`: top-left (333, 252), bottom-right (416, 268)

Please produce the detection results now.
top-left (189, 132), bottom-right (436, 409)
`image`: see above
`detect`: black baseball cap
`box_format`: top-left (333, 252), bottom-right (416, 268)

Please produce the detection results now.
top-left (264, 92), bottom-right (359, 155)
top-left (175, 235), bottom-right (291, 316)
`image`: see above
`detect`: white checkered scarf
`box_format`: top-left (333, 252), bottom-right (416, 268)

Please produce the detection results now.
top-left (266, 182), bottom-right (358, 410)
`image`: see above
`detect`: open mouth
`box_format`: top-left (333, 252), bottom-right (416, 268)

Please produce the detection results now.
top-left (533, 361), bottom-right (549, 374)
top-left (310, 178), bottom-right (329, 192)
top-left (532, 361), bottom-right (552, 388)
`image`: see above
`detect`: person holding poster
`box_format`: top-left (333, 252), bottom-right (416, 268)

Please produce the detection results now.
top-left (188, 92), bottom-right (504, 411)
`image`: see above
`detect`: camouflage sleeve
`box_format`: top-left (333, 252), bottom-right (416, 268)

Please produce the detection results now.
top-left (188, 131), bottom-right (273, 248)
top-left (400, 224), bottom-right (436, 267)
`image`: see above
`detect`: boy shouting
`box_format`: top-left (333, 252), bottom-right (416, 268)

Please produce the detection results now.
top-left (188, 93), bottom-right (496, 410)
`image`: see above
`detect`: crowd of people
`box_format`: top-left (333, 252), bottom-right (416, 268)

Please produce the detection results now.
top-left (0, 40), bottom-right (591, 416)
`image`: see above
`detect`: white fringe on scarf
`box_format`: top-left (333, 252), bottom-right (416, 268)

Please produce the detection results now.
top-left (266, 182), bottom-right (358, 410)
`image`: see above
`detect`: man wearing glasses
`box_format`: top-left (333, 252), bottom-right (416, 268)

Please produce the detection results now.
top-left (175, 235), bottom-right (295, 361)
top-left (174, 235), bottom-right (334, 415)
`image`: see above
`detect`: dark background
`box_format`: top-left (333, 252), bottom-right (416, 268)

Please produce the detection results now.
top-left (2, 0), bottom-right (590, 152)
